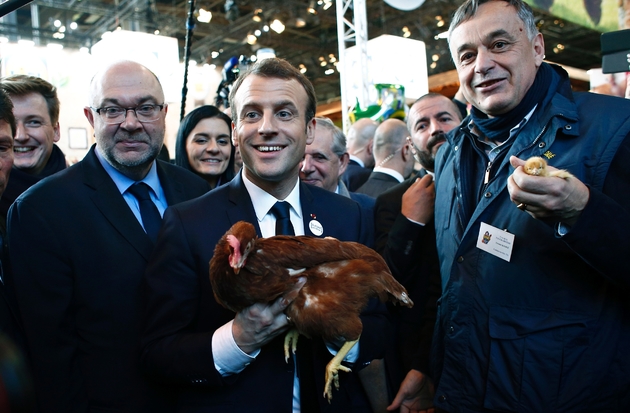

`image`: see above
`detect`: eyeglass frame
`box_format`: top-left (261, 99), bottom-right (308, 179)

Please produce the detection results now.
top-left (89, 103), bottom-right (166, 124)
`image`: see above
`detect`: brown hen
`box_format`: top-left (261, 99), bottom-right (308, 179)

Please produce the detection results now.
top-left (209, 221), bottom-right (413, 402)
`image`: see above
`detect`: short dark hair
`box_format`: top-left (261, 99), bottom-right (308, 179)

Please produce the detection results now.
top-left (448, 0), bottom-right (538, 43)
top-left (228, 58), bottom-right (317, 125)
top-left (0, 88), bottom-right (16, 137)
top-left (175, 105), bottom-right (235, 183)
top-left (0, 74), bottom-right (60, 124)
top-left (407, 93), bottom-right (463, 131)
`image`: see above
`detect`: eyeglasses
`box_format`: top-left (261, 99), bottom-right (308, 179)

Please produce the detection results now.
top-left (90, 104), bottom-right (165, 124)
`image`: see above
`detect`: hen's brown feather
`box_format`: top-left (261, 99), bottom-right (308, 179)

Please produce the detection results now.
top-left (209, 221), bottom-right (413, 338)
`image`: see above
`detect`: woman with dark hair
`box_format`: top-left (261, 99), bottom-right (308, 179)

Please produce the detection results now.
top-left (175, 105), bottom-right (235, 189)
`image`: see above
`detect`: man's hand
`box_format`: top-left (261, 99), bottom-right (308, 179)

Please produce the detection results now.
top-left (232, 296), bottom-right (291, 354)
top-left (401, 174), bottom-right (435, 225)
top-left (387, 369), bottom-right (435, 413)
top-left (507, 156), bottom-right (589, 226)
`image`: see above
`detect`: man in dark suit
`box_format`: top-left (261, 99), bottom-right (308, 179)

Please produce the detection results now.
top-left (356, 118), bottom-right (414, 198)
top-left (379, 93), bottom-right (462, 413)
top-left (341, 118), bottom-right (377, 191)
top-left (141, 58), bottom-right (391, 413)
top-left (300, 117), bottom-right (375, 247)
top-left (7, 61), bottom-right (210, 413)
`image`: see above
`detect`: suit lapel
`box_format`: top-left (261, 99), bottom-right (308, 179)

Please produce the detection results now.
top-left (81, 146), bottom-right (154, 260)
top-left (157, 161), bottom-right (188, 205)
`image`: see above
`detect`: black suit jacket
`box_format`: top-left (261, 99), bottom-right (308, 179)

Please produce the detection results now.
top-left (341, 160), bottom-right (372, 192)
top-left (7, 145), bottom-right (210, 413)
top-left (141, 173), bottom-right (391, 412)
top-left (374, 170), bottom-right (441, 376)
top-left (356, 171), bottom-right (400, 198)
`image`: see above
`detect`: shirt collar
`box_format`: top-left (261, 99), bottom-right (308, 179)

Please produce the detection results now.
top-left (348, 154), bottom-right (365, 168)
top-left (241, 171), bottom-right (303, 223)
top-left (372, 166), bottom-right (404, 183)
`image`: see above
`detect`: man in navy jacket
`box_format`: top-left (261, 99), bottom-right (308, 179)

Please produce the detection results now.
top-left (432, 1), bottom-right (630, 412)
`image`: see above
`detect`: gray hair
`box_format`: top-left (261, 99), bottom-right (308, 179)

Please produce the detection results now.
top-left (448, 0), bottom-right (539, 43)
top-left (314, 117), bottom-right (346, 158)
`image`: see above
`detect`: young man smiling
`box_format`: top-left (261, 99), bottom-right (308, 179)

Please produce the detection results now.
top-left (0, 75), bottom-right (67, 222)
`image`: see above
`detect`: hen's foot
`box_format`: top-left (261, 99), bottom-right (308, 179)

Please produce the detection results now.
top-left (284, 329), bottom-right (299, 363)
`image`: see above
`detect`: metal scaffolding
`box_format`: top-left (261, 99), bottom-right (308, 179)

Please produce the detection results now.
top-left (335, 0), bottom-right (368, 133)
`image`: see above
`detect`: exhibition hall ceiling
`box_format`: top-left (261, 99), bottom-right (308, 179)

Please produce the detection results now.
top-left (0, 0), bottom-right (605, 103)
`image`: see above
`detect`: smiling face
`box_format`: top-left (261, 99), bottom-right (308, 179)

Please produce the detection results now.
top-left (11, 92), bottom-right (60, 175)
top-left (186, 117), bottom-right (232, 187)
top-left (231, 74), bottom-right (314, 198)
top-left (407, 95), bottom-right (461, 172)
top-left (84, 61), bottom-right (167, 180)
top-left (449, 1), bottom-right (544, 117)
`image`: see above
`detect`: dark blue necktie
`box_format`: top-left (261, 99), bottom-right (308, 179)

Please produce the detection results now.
top-left (270, 201), bottom-right (295, 236)
top-left (127, 183), bottom-right (162, 242)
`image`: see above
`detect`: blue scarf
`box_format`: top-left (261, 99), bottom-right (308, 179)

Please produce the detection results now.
top-left (470, 63), bottom-right (554, 142)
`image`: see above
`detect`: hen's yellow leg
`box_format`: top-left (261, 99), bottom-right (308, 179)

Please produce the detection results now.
top-left (323, 338), bottom-right (359, 403)
top-left (284, 328), bottom-right (300, 362)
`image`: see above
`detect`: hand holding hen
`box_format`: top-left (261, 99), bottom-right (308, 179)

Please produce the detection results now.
top-left (209, 221), bottom-right (413, 402)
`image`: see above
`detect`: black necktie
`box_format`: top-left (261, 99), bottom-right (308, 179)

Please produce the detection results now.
top-left (270, 201), bottom-right (295, 236)
top-left (127, 183), bottom-right (162, 242)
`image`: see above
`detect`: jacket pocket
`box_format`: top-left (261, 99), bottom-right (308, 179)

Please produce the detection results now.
top-left (484, 305), bottom-right (593, 412)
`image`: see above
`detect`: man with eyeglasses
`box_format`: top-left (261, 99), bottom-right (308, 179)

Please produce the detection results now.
top-left (0, 75), bottom-right (68, 230)
top-left (7, 60), bottom-right (209, 412)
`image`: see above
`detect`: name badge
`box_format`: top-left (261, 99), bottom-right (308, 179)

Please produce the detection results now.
top-left (476, 222), bottom-right (515, 262)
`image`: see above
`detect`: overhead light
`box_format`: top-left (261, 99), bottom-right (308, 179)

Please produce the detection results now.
top-left (59, 25), bottom-right (66, 33)
top-left (324, 68), bottom-right (334, 75)
top-left (252, 9), bottom-right (263, 22)
top-left (54, 19), bottom-right (61, 28)
top-left (154, 29), bottom-right (160, 35)
top-left (262, 24), bottom-right (270, 32)
top-left (211, 50), bottom-right (220, 58)
top-left (250, 54), bottom-right (257, 62)
top-left (295, 17), bottom-right (306, 28)
top-left (70, 22), bottom-right (78, 30)
top-left (323, 0), bottom-right (333, 10)
top-left (198, 8), bottom-right (212, 23)
top-left (307, 1), bottom-right (317, 14)
top-left (52, 32), bottom-right (65, 39)
top-left (432, 54), bottom-right (439, 61)
top-left (254, 29), bottom-right (261, 36)
top-left (270, 19), bottom-right (285, 34)
top-left (246, 33), bottom-right (257, 45)
top-left (299, 63), bottom-right (307, 74)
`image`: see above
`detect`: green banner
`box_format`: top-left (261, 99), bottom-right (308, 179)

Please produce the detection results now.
top-left (525, 0), bottom-right (618, 32)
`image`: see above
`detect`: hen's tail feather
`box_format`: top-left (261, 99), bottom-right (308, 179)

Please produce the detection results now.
top-left (372, 270), bottom-right (414, 308)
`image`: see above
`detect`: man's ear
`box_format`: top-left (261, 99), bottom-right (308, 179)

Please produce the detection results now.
top-left (305, 118), bottom-right (316, 145)
top-left (84, 107), bottom-right (95, 128)
top-left (533, 32), bottom-right (545, 66)
top-left (52, 122), bottom-right (61, 143)
top-left (338, 152), bottom-right (349, 177)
